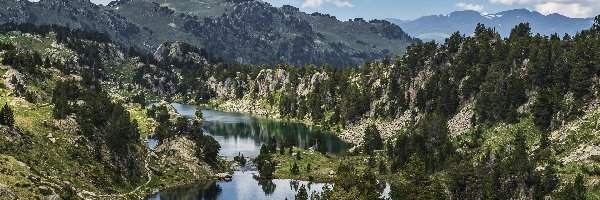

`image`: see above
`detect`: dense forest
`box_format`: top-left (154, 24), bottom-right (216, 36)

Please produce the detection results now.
top-left (0, 15), bottom-right (599, 199)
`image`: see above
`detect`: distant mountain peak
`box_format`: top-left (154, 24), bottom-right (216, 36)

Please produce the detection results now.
top-left (388, 9), bottom-right (593, 42)
top-left (0, 0), bottom-right (418, 67)
top-left (448, 10), bottom-right (481, 17)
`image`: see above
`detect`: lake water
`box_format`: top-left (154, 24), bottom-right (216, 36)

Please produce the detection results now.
top-left (146, 103), bottom-right (363, 200)
top-left (171, 103), bottom-right (352, 160)
top-left (147, 171), bottom-right (332, 200)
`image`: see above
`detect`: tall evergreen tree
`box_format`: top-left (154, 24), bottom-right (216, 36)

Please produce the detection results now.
top-left (175, 117), bottom-right (190, 135)
top-left (559, 174), bottom-right (587, 200)
top-left (391, 154), bottom-right (432, 200)
top-left (363, 124), bottom-right (383, 154)
top-left (195, 105), bottom-right (203, 119)
top-left (295, 185), bottom-right (308, 200)
top-left (378, 159), bottom-right (387, 175)
top-left (532, 88), bottom-right (554, 131)
top-left (52, 81), bottom-right (70, 119)
top-left (0, 103), bottom-right (15, 127)
top-left (291, 162), bottom-right (300, 175)
top-left (256, 144), bottom-right (276, 179)
top-left (191, 119), bottom-right (203, 138)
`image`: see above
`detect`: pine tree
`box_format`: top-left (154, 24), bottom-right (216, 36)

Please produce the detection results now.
top-left (283, 134), bottom-right (297, 149)
top-left (391, 154), bottom-right (430, 200)
top-left (43, 57), bottom-right (51, 68)
top-left (267, 136), bottom-right (278, 153)
top-left (105, 104), bottom-right (140, 155)
top-left (363, 124), bottom-right (383, 154)
top-left (131, 93), bottom-right (146, 106)
top-left (279, 142), bottom-right (285, 155)
top-left (559, 174), bottom-right (586, 200)
top-left (378, 159), bottom-right (387, 175)
top-left (191, 119), bottom-right (203, 138)
top-left (291, 162), bottom-right (300, 175)
top-left (195, 105), bottom-right (203, 119)
top-left (0, 103), bottom-right (15, 127)
top-left (357, 168), bottom-right (382, 200)
top-left (568, 31), bottom-right (594, 99)
top-left (175, 117), bottom-right (190, 135)
top-left (256, 144), bottom-right (275, 179)
top-left (24, 91), bottom-right (35, 103)
top-left (198, 135), bottom-right (221, 165)
top-left (416, 114), bottom-right (453, 172)
top-left (533, 131), bottom-right (559, 199)
top-left (532, 88), bottom-right (554, 131)
top-left (295, 185), bottom-right (308, 200)
top-left (573, 174), bottom-right (587, 200)
top-left (52, 81), bottom-right (70, 119)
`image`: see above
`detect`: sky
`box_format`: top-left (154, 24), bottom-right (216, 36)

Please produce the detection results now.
top-left (89, 0), bottom-right (600, 20)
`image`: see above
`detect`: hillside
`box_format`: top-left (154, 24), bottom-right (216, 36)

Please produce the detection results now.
top-left (0, 24), bottom-right (224, 198)
top-left (388, 9), bottom-right (594, 41)
top-left (177, 20), bottom-right (600, 198)
top-left (0, 0), bottom-right (418, 67)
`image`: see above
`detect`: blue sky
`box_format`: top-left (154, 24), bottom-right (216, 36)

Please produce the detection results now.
top-left (89, 0), bottom-right (600, 20)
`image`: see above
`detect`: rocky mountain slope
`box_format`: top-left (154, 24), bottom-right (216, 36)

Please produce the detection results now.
top-left (0, 24), bottom-right (224, 198)
top-left (0, 0), bottom-right (418, 67)
top-left (388, 9), bottom-right (594, 41)
top-left (170, 20), bottom-right (600, 197)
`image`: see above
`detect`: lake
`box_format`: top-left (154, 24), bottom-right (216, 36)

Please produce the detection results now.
top-left (171, 103), bottom-right (352, 160)
top-left (147, 103), bottom-right (367, 200)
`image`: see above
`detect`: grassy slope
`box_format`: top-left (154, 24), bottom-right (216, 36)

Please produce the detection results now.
top-left (0, 33), bottom-right (217, 198)
top-left (270, 147), bottom-right (391, 182)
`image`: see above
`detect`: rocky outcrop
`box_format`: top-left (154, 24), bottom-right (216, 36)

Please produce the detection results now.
top-left (562, 145), bottom-right (600, 164)
top-left (448, 102), bottom-right (474, 138)
top-left (0, 183), bottom-right (16, 199)
top-left (153, 42), bottom-right (208, 65)
top-left (254, 69), bottom-right (290, 97)
top-left (551, 100), bottom-right (600, 163)
top-left (296, 72), bottom-right (327, 96)
top-left (206, 76), bottom-right (238, 100)
top-left (339, 109), bottom-right (415, 145)
top-left (154, 136), bottom-right (212, 180)
top-left (2, 68), bottom-right (23, 91)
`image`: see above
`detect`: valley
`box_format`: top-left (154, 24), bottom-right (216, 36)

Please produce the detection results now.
top-left (0, 1), bottom-right (599, 199)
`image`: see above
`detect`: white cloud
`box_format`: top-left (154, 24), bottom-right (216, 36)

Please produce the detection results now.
top-left (535, 2), bottom-right (593, 18)
top-left (489, 0), bottom-right (538, 5)
top-left (489, 0), bottom-right (600, 18)
top-left (302, 0), bottom-right (355, 8)
top-left (456, 2), bottom-right (485, 11)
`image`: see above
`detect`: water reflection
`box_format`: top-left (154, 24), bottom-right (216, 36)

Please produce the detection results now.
top-left (171, 103), bottom-right (351, 160)
top-left (257, 178), bottom-right (276, 196)
top-left (148, 171), bottom-right (391, 200)
top-left (148, 182), bottom-right (222, 200)
top-left (147, 171), bottom-right (328, 200)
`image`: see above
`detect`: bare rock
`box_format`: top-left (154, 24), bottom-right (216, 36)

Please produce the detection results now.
top-left (448, 102), bottom-right (474, 138)
top-left (0, 184), bottom-right (16, 199)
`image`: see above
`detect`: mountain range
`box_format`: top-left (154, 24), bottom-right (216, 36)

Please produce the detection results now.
top-left (387, 9), bottom-right (595, 41)
top-left (0, 0), bottom-right (418, 67)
